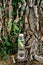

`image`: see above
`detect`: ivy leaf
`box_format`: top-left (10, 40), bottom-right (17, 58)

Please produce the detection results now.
top-left (5, 40), bottom-right (10, 46)
top-left (8, 22), bottom-right (12, 28)
top-left (12, 2), bottom-right (17, 6)
top-left (21, 6), bottom-right (25, 11)
top-left (14, 25), bottom-right (19, 33)
top-left (2, 56), bottom-right (7, 60)
top-left (12, 11), bottom-right (17, 16)
top-left (19, 17), bottom-right (24, 23)
top-left (3, 13), bottom-right (7, 17)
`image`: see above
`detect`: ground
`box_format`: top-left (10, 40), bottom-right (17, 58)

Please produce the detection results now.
top-left (0, 60), bottom-right (43, 65)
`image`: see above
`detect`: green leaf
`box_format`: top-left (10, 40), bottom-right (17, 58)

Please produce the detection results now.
top-left (21, 6), bottom-right (25, 11)
top-left (14, 25), bottom-right (19, 32)
top-left (3, 13), bottom-right (7, 17)
top-left (5, 41), bottom-right (10, 46)
top-left (2, 56), bottom-right (7, 60)
top-left (19, 16), bottom-right (24, 23)
top-left (12, 11), bottom-right (17, 16)
top-left (8, 22), bottom-right (12, 28)
top-left (12, 2), bottom-right (17, 6)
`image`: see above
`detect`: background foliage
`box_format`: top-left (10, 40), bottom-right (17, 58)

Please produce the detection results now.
top-left (0, 0), bottom-right (25, 60)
